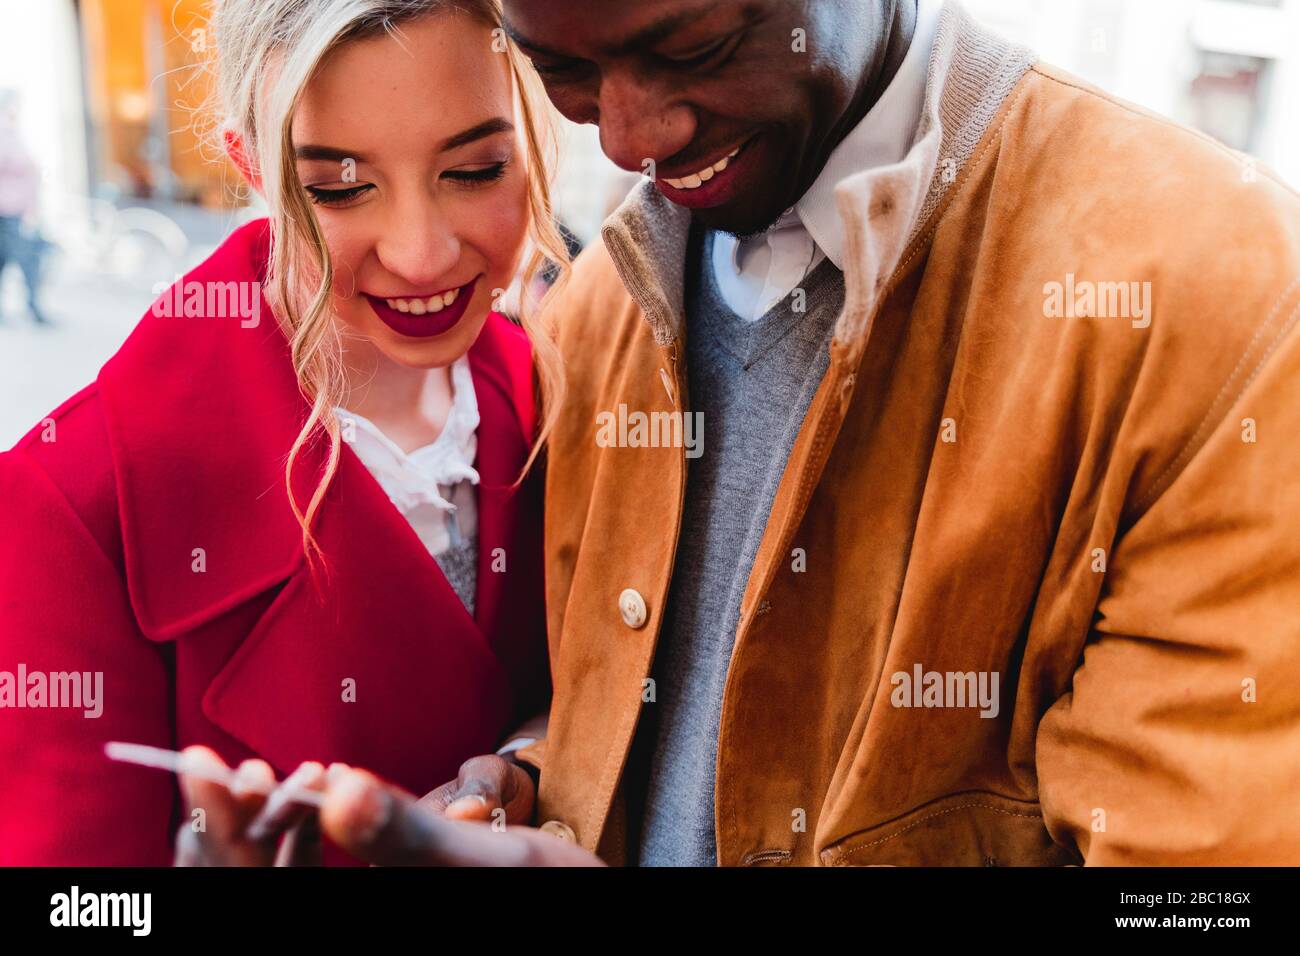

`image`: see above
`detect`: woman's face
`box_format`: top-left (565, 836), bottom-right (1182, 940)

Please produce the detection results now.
top-left (292, 10), bottom-right (529, 369)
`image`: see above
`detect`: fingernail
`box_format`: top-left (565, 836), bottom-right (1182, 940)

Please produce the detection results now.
top-left (230, 764), bottom-right (262, 798)
top-left (451, 794), bottom-right (489, 809)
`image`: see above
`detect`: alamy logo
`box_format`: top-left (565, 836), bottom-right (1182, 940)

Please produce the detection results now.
top-left (150, 277), bottom-right (263, 328)
top-left (1043, 273), bottom-right (1152, 328)
top-left (595, 404), bottom-right (705, 459)
top-left (50, 886), bottom-right (151, 936)
top-left (890, 664), bottom-right (1000, 719)
top-left (0, 665), bottom-right (103, 718)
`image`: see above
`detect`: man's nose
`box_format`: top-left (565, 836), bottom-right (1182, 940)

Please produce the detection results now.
top-left (595, 69), bottom-right (696, 175)
top-left (375, 205), bottom-right (461, 289)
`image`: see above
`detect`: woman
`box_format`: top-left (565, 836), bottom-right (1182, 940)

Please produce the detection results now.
top-left (0, 0), bottom-right (565, 865)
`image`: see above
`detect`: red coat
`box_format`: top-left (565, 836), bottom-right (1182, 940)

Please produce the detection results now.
top-left (0, 219), bottom-right (548, 864)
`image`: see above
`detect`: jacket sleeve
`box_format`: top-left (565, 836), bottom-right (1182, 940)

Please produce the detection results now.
top-left (0, 450), bottom-right (177, 865)
top-left (1036, 314), bottom-right (1300, 865)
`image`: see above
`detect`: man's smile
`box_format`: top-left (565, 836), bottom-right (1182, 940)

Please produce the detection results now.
top-left (654, 134), bottom-right (761, 210)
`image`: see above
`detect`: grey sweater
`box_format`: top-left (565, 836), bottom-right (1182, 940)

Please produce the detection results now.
top-left (628, 226), bottom-right (846, 866)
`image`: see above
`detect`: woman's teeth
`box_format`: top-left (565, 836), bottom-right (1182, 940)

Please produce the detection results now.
top-left (664, 147), bottom-right (741, 190)
top-left (385, 287), bottom-right (461, 314)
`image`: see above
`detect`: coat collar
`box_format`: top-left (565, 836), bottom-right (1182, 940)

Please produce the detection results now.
top-left (97, 218), bottom-right (536, 642)
top-left (597, 1), bottom-right (1034, 356)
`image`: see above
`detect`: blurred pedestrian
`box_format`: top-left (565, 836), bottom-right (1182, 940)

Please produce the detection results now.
top-left (0, 89), bottom-right (47, 325)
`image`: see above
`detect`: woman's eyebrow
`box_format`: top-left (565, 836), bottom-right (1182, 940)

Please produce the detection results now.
top-left (292, 118), bottom-right (512, 164)
top-left (439, 117), bottom-right (514, 152)
top-left (294, 144), bottom-right (367, 163)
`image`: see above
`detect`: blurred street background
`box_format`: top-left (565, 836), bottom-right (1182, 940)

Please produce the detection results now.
top-left (1, 0), bottom-right (1298, 447)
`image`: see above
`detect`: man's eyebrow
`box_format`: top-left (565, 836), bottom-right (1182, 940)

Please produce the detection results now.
top-left (438, 116), bottom-right (514, 152)
top-left (294, 144), bottom-right (368, 163)
top-left (504, 5), bottom-right (714, 60)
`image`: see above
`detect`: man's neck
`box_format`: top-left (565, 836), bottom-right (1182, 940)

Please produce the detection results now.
top-left (820, 0), bottom-right (919, 179)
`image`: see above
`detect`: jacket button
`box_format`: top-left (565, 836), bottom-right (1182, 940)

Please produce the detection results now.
top-left (539, 820), bottom-right (577, 842)
top-left (619, 588), bottom-right (648, 629)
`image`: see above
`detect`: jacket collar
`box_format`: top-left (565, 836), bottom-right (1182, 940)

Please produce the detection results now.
top-left (98, 219), bottom-right (310, 639)
top-left (97, 218), bottom-right (536, 642)
top-left (598, 1), bottom-right (1034, 355)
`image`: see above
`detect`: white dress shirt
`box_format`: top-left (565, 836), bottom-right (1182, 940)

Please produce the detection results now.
top-left (335, 353), bottom-right (480, 559)
top-left (712, 0), bottom-right (944, 321)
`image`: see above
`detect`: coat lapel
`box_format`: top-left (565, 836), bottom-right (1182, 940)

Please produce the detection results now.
top-left (467, 315), bottom-right (549, 713)
top-left (98, 219), bottom-right (529, 794)
top-left (200, 442), bottom-right (512, 794)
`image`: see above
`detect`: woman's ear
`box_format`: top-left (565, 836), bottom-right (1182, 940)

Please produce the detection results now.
top-left (223, 129), bottom-right (263, 191)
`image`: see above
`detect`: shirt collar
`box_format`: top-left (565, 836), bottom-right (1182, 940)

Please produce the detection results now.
top-left (796, 0), bottom-right (944, 271)
top-left (725, 205), bottom-right (804, 274)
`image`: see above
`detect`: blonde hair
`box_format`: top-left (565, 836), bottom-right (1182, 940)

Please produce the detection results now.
top-left (202, 0), bottom-right (568, 572)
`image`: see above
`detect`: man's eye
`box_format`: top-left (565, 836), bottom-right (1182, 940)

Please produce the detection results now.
top-left (665, 30), bottom-right (748, 70)
top-left (304, 184), bottom-right (373, 207)
top-left (663, 34), bottom-right (736, 68)
top-left (531, 58), bottom-right (587, 81)
top-left (442, 162), bottom-right (508, 186)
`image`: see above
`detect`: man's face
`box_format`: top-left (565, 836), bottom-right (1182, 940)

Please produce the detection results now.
top-left (504, 0), bottom-right (882, 237)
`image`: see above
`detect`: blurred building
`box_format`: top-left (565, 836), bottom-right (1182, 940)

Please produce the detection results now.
top-left (77, 0), bottom-right (231, 206)
top-left (964, 0), bottom-right (1300, 188)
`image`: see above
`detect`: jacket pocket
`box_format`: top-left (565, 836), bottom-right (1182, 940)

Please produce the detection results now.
top-left (819, 790), bottom-right (1081, 867)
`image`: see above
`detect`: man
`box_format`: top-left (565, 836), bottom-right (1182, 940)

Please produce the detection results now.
top-left (291, 0), bottom-right (1300, 866)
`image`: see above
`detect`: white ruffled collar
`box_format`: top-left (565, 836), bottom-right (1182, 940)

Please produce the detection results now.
top-left (336, 354), bottom-right (480, 515)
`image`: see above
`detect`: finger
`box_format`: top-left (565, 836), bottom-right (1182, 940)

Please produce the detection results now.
top-left (246, 761), bottom-right (326, 842)
top-left (275, 812), bottom-right (324, 867)
top-left (178, 747), bottom-right (265, 844)
top-left (444, 755), bottom-right (511, 821)
top-left (499, 763), bottom-right (537, 824)
top-left (228, 758), bottom-right (277, 823)
top-left (443, 789), bottom-right (494, 821)
top-left (446, 763), bottom-right (536, 825)
top-left (319, 768), bottom-right (600, 867)
top-left (173, 822), bottom-right (207, 867)
top-left (424, 763), bottom-right (534, 824)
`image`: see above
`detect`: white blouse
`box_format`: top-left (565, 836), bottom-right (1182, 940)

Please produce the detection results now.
top-left (335, 355), bottom-right (480, 608)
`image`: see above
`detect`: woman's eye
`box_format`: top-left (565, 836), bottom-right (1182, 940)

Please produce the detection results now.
top-left (304, 183), bottom-right (373, 207)
top-left (442, 162), bottom-right (508, 186)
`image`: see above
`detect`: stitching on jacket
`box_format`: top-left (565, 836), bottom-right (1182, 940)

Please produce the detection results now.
top-left (1135, 280), bottom-right (1300, 514)
top-left (833, 801), bottom-right (1044, 865)
top-left (742, 848), bottom-right (793, 866)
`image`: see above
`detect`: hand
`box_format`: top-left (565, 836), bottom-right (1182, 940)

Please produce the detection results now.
top-left (319, 766), bottom-right (604, 866)
top-left (421, 754), bottom-right (537, 825)
top-left (173, 746), bottom-right (327, 867)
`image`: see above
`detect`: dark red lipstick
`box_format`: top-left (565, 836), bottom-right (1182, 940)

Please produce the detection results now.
top-left (363, 276), bottom-right (480, 339)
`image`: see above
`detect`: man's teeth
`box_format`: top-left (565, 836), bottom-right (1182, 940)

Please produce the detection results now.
top-left (664, 147), bottom-right (740, 190)
top-left (384, 287), bottom-right (461, 314)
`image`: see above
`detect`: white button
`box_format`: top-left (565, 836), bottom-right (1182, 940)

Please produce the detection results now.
top-left (540, 819), bottom-right (576, 842)
top-left (619, 588), bottom-right (648, 629)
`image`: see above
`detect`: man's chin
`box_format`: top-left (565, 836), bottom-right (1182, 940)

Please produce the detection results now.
top-left (691, 201), bottom-right (790, 240)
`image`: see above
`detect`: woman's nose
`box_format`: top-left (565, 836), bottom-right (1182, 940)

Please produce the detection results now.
top-left (375, 206), bottom-right (461, 289)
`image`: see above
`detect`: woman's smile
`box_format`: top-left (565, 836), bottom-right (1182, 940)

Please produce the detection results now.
top-left (361, 275), bottom-right (481, 338)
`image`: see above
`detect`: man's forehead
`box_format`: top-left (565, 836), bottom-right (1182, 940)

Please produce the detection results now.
top-left (503, 0), bottom-right (748, 58)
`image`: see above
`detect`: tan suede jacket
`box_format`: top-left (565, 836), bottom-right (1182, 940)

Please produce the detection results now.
top-left (518, 2), bottom-right (1300, 866)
